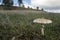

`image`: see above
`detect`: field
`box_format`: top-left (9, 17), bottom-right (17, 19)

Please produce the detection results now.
top-left (0, 10), bottom-right (60, 40)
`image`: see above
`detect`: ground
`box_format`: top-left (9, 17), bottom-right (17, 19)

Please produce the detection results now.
top-left (0, 10), bottom-right (60, 40)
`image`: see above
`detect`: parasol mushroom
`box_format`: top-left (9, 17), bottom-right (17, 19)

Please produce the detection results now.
top-left (33, 18), bottom-right (52, 35)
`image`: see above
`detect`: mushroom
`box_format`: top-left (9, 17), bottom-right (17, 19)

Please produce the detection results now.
top-left (33, 18), bottom-right (52, 35)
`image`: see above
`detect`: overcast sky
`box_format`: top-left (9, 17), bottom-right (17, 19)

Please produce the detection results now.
top-left (22, 0), bottom-right (60, 13)
top-left (31, 0), bottom-right (60, 9)
top-left (31, 0), bottom-right (60, 12)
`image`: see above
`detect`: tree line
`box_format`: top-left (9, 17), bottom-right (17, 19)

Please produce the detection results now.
top-left (0, 0), bottom-right (23, 6)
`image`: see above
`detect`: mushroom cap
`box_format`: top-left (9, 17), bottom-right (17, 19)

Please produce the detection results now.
top-left (33, 18), bottom-right (52, 24)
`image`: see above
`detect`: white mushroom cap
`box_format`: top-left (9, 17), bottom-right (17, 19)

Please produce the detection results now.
top-left (33, 18), bottom-right (52, 24)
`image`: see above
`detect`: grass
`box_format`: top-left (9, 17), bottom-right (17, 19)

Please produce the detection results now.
top-left (0, 10), bottom-right (60, 40)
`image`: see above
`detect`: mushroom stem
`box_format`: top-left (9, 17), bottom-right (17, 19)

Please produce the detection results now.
top-left (41, 25), bottom-right (45, 35)
top-left (11, 36), bottom-right (15, 40)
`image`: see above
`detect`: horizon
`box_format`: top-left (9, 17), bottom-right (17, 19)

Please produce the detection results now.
top-left (0, 0), bottom-right (60, 13)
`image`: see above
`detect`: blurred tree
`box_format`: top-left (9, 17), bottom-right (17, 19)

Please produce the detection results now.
top-left (2, 0), bottom-right (13, 6)
top-left (41, 8), bottom-right (44, 11)
top-left (22, 4), bottom-right (25, 8)
top-left (18, 0), bottom-right (23, 6)
top-left (2, 0), bottom-right (13, 10)
top-left (28, 6), bottom-right (29, 8)
top-left (37, 7), bottom-right (39, 10)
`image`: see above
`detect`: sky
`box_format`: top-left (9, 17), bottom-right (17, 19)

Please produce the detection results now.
top-left (0, 0), bottom-right (60, 13)
top-left (13, 0), bottom-right (60, 13)
top-left (31, 0), bottom-right (60, 13)
top-left (13, 0), bottom-right (31, 6)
